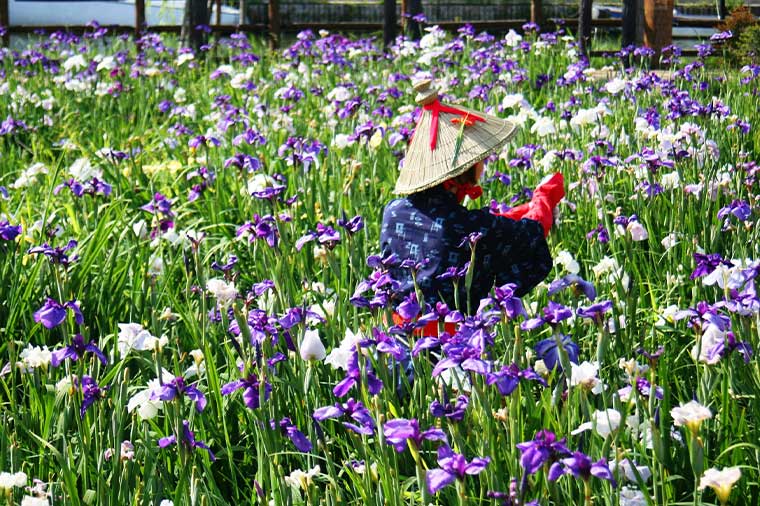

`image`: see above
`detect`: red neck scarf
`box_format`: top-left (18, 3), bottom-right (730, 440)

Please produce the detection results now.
top-left (442, 180), bottom-right (483, 203)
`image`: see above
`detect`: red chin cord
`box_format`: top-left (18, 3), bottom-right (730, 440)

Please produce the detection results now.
top-left (443, 180), bottom-right (483, 203)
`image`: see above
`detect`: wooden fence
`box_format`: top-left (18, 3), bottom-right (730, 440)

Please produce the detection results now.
top-left (0, 0), bottom-right (723, 53)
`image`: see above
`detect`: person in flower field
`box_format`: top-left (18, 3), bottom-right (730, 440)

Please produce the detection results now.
top-left (381, 79), bottom-right (564, 325)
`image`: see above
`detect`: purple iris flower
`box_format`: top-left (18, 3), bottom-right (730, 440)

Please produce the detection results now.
top-left (237, 214), bottom-right (280, 248)
top-left (251, 279), bottom-right (275, 297)
top-left (548, 274), bottom-right (596, 301)
top-left (490, 283), bottom-right (526, 319)
top-left (221, 371), bottom-right (272, 410)
top-left (704, 331), bottom-right (753, 364)
top-left (430, 395), bottom-right (469, 422)
top-left (295, 231), bottom-right (318, 251)
top-left (487, 364), bottom-right (547, 396)
top-left (251, 183), bottom-right (286, 202)
top-left (721, 281), bottom-right (760, 315)
top-left (276, 418), bottom-right (312, 452)
top-left (140, 193), bottom-right (174, 237)
top-left (141, 192), bottom-right (174, 216)
top-left (432, 343), bottom-right (491, 377)
top-left (364, 327), bottom-right (408, 361)
top-left (34, 298), bottom-right (84, 329)
top-left (28, 240), bottom-right (78, 266)
top-left (188, 135), bottom-right (220, 149)
top-left (224, 153), bottom-right (262, 172)
top-left (619, 376), bottom-right (665, 401)
top-left (295, 223), bottom-right (340, 251)
top-left (521, 301), bottom-right (573, 331)
top-left (637, 345), bottom-right (665, 365)
top-left (516, 430), bottom-right (571, 475)
top-left (458, 232), bottom-right (484, 248)
top-left (316, 223), bottom-right (341, 249)
top-left (54, 178), bottom-right (112, 198)
top-left (718, 200), bottom-right (752, 223)
top-left (576, 300), bottom-right (613, 323)
top-left (396, 292), bottom-right (421, 321)
top-left (691, 253), bottom-right (732, 280)
top-left (211, 254), bottom-right (238, 274)
top-left (187, 166), bottom-right (215, 202)
top-left (436, 262), bottom-right (470, 282)
top-left (337, 213), bottom-right (364, 235)
top-left (710, 30), bottom-right (732, 42)
top-left (313, 398), bottom-right (376, 435)
top-left (427, 445), bottom-right (490, 494)
top-left (383, 418), bottom-right (447, 452)
top-left (51, 334), bottom-right (107, 367)
top-left (151, 376), bottom-right (207, 413)
top-left (0, 221), bottom-right (22, 241)
top-left (78, 375), bottom-right (107, 419)
top-left (586, 224), bottom-right (610, 243)
top-left (158, 420), bottom-right (215, 461)
top-left (534, 334), bottom-right (579, 371)
top-left (548, 451), bottom-right (616, 487)
top-left (232, 128), bottom-right (266, 147)
top-left (333, 348), bottom-right (383, 398)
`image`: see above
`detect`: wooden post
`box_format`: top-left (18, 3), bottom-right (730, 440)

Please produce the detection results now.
top-left (135, 0), bottom-right (145, 35)
top-left (239, 0), bottom-right (246, 24)
top-left (406, 0), bottom-right (422, 40)
top-left (621, 0), bottom-right (636, 65)
top-left (185, 0), bottom-right (208, 52)
top-left (1, 0), bottom-right (10, 47)
top-left (383, 0), bottom-right (396, 47)
top-left (577, 0), bottom-right (593, 57)
top-left (400, 0), bottom-right (407, 34)
top-left (530, 0), bottom-right (544, 27)
top-left (215, 0), bottom-right (221, 25)
top-left (643, 0), bottom-right (673, 67)
top-left (716, 0), bottom-right (727, 19)
top-left (268, 0), bottom-right (280, 50)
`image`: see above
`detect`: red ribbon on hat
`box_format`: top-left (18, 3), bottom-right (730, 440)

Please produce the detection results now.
top-left (421, 99), bottom-right (485, 151)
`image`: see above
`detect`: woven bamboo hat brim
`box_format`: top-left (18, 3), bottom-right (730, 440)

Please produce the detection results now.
top-left (394, 79), bottom-right (518, 195)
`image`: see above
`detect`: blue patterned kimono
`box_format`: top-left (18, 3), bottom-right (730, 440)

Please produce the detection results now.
top-left (380, 186), bottom-right (552, 309)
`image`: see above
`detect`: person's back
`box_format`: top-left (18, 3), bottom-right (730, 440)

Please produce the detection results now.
top-left (381, 184), bottom-right (553, 311)
top-left (381, 78), bottom-right (563, 318)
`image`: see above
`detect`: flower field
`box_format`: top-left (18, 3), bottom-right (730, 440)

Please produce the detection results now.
top-left (1, 24), bottom-right (759, 506)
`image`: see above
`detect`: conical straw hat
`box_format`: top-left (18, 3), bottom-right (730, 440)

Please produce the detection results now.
top-left (394, 79), bottom-right (518, 195)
